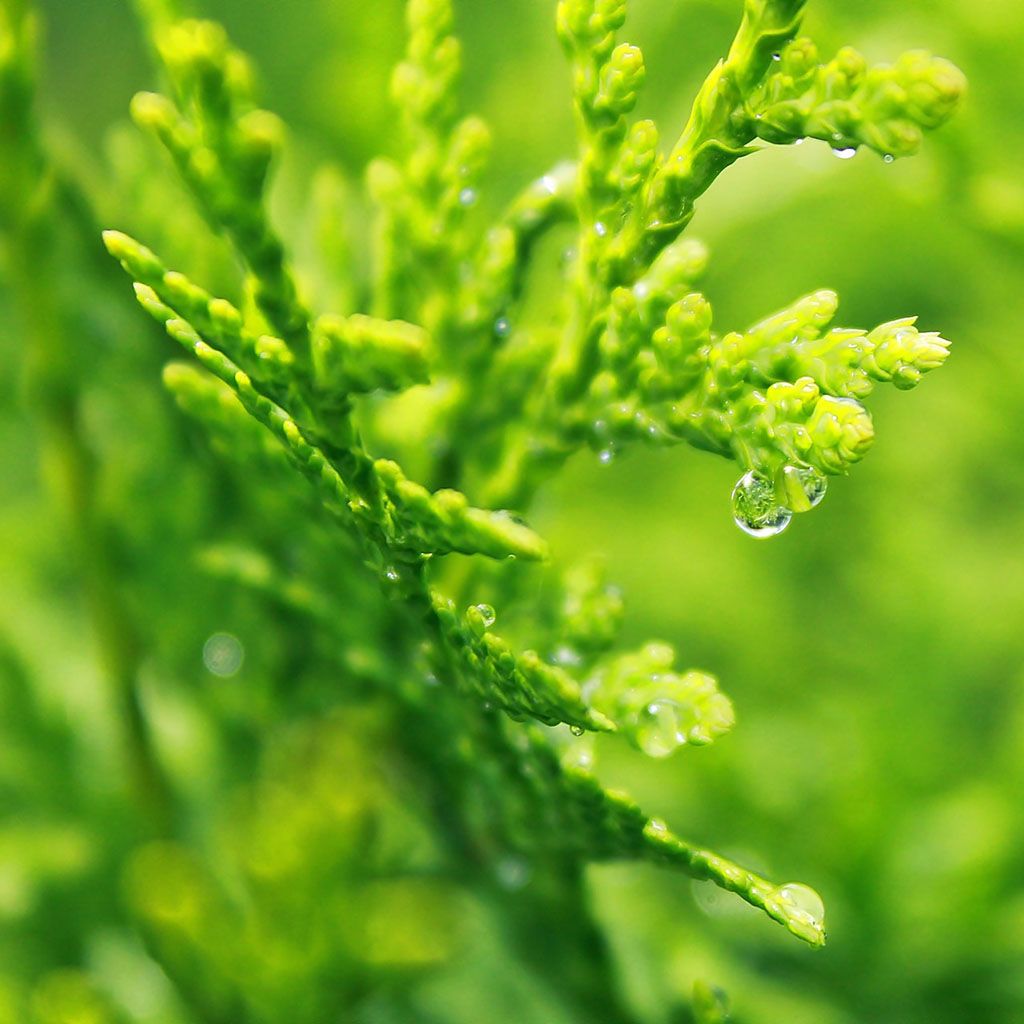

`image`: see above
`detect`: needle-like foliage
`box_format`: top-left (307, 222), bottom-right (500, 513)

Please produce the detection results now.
top-left (0, 0), bottom-right (964, 1018)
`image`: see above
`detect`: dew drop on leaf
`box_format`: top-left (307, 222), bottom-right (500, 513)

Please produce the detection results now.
top-left (731, 471), bottom-right (792, 538)
top-left (779, 464), bottom-right (828, 512)
top-left (832, 147), bottom-right (856, 160)
top-left (473, 603), bottom-right (496, 629)
top-left (778, 882), bottom-right (825, 927)
top-left (493, 317), bottom-right (511, 339)
top-left (795, 465), bottom-right (827, 507)
top-left (458, 186), bottom-right (477, 206)
top-left (635, 700), bottom-right (684, 757)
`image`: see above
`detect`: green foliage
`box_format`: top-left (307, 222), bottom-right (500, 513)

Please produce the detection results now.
top-left (0, 0), bottom-right (971, 1020)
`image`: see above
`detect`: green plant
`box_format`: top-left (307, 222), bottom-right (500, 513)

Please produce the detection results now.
top-left (0, 0), bottom-right (963, 1020)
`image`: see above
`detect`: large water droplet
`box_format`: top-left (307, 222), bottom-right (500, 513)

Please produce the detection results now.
top-left (732, 471), bottom-right (792, 538)
top-left (795, 465), bottom-right (827, 507)
top-left (779, 464), bottom-right (827, 512)
top-left (636, 701), bottom-right (685, 757)
top-left (832, 147), bottom-right (856, 160)
top-left (778, 882), bottom-right (825, 927)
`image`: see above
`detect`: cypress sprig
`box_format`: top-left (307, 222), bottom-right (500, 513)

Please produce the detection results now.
top-left (90, 0), bottom-right (963, 989)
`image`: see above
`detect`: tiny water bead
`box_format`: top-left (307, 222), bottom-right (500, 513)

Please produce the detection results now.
top-left (202, 632), bottom-right (244, 677)
top-left (458, 186), bottom-right (477, 206)
top-left (467, 603), bottom-right (496, 636)
top-left (550, 644), bottom-right (582, 667)
top-left (731, 471), bottom-right (792, 538)
top-left (493, 316), bottom-right (511, 339)
top-left (495, 855), bottom-right (532, 892)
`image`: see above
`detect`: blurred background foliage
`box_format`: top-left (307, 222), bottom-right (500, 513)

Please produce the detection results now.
top-left (1, 0), bottom-right (1023, 1022)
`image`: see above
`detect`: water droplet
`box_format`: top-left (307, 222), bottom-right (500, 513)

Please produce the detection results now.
top-left (550, 645), bottom-right (581, 667)
top-left (731, 471), bottom-right (792, 538)
top-left (771, 51), bottom-right (781, 61)
top-left (569, 725), bottom-right (585, 737)
top-left (384, 567), bottom-right (401, 582)
top-left (795, 465), bottom-right (827, 507)
top-left (778, 882), bottom-right (825, 927)
top-left (832, 147), bottom-right (856, 160)
top-left (473, 603), bottom-right (496, 629)
top-left (540, 174), bottom-right (558, 195)
top-left (646, 817), bottom-right (668, 837)
top-left (203, 632), bottom-right (244, 677)
top-left (598, 448), bottom-right (615, 465)
top-left (594, 221), bottom-right (608, 238)
top-left (458, 186), bottom-right (477, 206)
top-left (793, 137), bottom-right (806, 146)
top-left (496, 856), bottom-right (532, 891)
top-left (883, 153), bottom-right (895, 164)
top-left (493, 317), bottom-right (511, 339)
top-left (635, 701), bottom-right (687, 757)
top-left (779, 464), bottom-right (828, 512)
